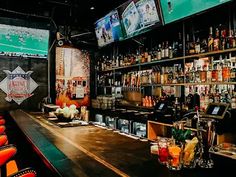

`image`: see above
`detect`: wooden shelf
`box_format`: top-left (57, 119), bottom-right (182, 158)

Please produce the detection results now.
top-left (97, 48), bottom-right (236, 73)
top-left (147, 120), bottom-right (199, 141)
top-left (141, 82), bottom-right (236, 87)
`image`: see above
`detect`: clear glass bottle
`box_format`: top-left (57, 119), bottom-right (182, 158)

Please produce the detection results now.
top-left (211, 64), bottom-right (218, 82)
top-left (200, 65), bottom-right (207, 83)
top-left (208, 27), bottom-right (214, 52)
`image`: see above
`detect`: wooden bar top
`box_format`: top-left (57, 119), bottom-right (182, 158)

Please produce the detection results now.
top-left (9, 109), bottom-right (233, 177)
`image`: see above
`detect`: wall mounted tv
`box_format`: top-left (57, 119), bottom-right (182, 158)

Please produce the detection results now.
top-left (0, 24), bottom-right (49, 58)
top-left (95, 10), bottom-right (124, 47)
top-left (118, 0), bottom-right (162, 39)
top-left (160, 0), bottom-right (232, 24)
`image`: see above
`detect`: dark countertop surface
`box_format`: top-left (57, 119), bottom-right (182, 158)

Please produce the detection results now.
top-left (9, 109), bottom-right (235, 177)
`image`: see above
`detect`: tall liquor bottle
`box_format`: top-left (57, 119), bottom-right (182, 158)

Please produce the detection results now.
top-left (177, 32), bottom-right (183, 57)
top-left (186, 86), bottom-right (194, 110)
top-left (211, 63), bottom-right (218, 82)
top-left (214, 28), bottom-right (220, 51)
top-left (200, 65), bottom-right (207, 83)
top-left (157, 44), bottom-right (162, 60)
top-left (208, 27), bottom-right (214, 52)
top-left (230, 62), bottom-right (236, 82)
top-left (220, 28), bottom-right (226, 50)
top-left (193, 87), bottom-right (200, 108)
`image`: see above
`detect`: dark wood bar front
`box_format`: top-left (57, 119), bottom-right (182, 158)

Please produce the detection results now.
top-left (8, 109), bottom-right (234, 177)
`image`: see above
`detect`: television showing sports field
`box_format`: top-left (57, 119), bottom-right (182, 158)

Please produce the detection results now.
top-left (0, 24), bottom-right (49, 58)
top-left (95, 10), bottom-right (124, 47)
top-left (160, 0), bottom-right (232, 24)
top-left (118, 0), bottom-right (162, 39)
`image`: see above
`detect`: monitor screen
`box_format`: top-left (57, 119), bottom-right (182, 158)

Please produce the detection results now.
top-left (0, 24), bottom-right (49, 58)
top-left (205, 103), bottom-right (229, 119)
top-left (118, 0), bottom-right (162, 39)
top-left (158, 103), bottom-right (165, 110)
top-left (95, 10), bottom-right (124, 47)
top-left (160, 0), bottom-right (232, 24)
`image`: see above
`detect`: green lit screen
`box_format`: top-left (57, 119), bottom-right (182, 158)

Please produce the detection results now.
top-left (160, 0), bottom-right (232, 24)
top-left (0, 24), bottom-right (49, 58)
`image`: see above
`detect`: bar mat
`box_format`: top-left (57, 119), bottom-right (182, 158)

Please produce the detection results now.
top-left (46, 117), bottom-right (89, 128)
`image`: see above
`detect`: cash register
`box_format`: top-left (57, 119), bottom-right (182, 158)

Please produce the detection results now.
top-left (153, 101), bottom-right (175, 123)
top-left (201, 103), bottom-right (231, 135)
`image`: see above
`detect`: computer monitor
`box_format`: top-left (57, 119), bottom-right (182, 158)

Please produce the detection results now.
top-left (204, 103), bottom-right (230, 120)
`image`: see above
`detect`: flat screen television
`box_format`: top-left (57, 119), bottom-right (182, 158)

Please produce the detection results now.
top-left (95, 10), bottom-right (124, 47)
top-left (118, 0), bottom-right (162, 39)
top-left (160, 0), bottom-right (232, 24)
top-left (0, 24), bottom-right (49, 58)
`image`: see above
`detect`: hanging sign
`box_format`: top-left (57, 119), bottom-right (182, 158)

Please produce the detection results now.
top-left (0, 66), bottom-right (38, 105)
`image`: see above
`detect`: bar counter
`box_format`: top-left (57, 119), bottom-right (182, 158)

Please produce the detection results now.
top-left (9, 109), bottom-right (233, 177)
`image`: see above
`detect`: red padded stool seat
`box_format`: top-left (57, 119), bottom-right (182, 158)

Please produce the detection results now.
top-left (0, 135), bottom-right (8, 146)
top-left (0, 145), bottom-right (17, 166)
top-left (0, 119), bottom-right (5, 125)
top-left (0, 125), bottom-right (6, 135)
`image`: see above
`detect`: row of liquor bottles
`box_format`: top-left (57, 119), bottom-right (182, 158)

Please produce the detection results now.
top-left (97, 58), bottom-right (236, 87)
top-left (96, 26), bottom-right (236, 71)
top-left (140, 85), bottom-right (236, 111)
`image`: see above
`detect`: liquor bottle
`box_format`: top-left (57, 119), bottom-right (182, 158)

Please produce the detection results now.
top-left (178, 65), bottom-right (184, 83)
top-left (211, 63), bottom-right (218, 82)
top-left (169, 44), bottom-right (173, 58)
top-left (195, 37), bottom-right (201, 54)
top-left (145, 48), bottom-right (149, 62)
top-left (193, 87), bottom-right (200, 108)
top-left (157, 44), bottom-right (162, 60)
top-left (220, 28), bottom-right (226, 50)
top-left (164, 41), bottom-right (169, 58)
top-left (222, 59), bottom-right (230, 82)
top-left (208, 27), bottom-right (214, 52)
top-left (200, 65), bottom-right (207, 83)
top-left (200, 88), bottom-right (206, 111)
top-left (214, 28), bottom-right (220, 51)
top-left (185, 67), bottom-right (190, 83)
top-left (161, 42), bottom-right (165, 59)
top-left (186, 86), bottom-right (194, 110)
top-left (217, 57), bottom-right (223, 82)
top-left (214, 88), bottom-right (221, 103)
top-left (178, 32), bottom-right (183, 57)
top-left (189, 66), bottom-right (195, 83)
top-left (167, 67), bottom-right (173, 84)
top-left (233, 30), bottom-right (236, 48)
top-left (185, 34), bottom-right (190, 55)
top-left (189, 35), bottom-right (196, 55)
top-left (152, 47), bottom-right (157, 61)
top-left (195, 66), bottom-right (201, 83)
top-left (201, 38), bottom-right (208, 53)
top-left (230, 62), bottom-right (236, 82)
top-left (227, 29), bottom-right (233, 49)
top-left (231, 90), bottom-right (236, 109)
top-left (207, 62), bottom-right (212, 82)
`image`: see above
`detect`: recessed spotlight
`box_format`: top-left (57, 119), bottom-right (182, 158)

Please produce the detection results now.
top-left (90, 6), bottom-right (95, 10)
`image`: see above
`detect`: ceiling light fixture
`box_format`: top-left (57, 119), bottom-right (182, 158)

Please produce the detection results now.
top-left (90, 6), bottom-right (95, 10)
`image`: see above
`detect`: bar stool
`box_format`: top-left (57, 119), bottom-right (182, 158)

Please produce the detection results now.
top-left (0, 125), bottom-right (6, 135)
top-left (0, 119), bottom-right (6, 126)
top-left (0, 135), bottom-right (8, 147)
top-left (0, 144), bottom-right (17, 167)
top-left (0, 145), bottom-right (37, 177)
